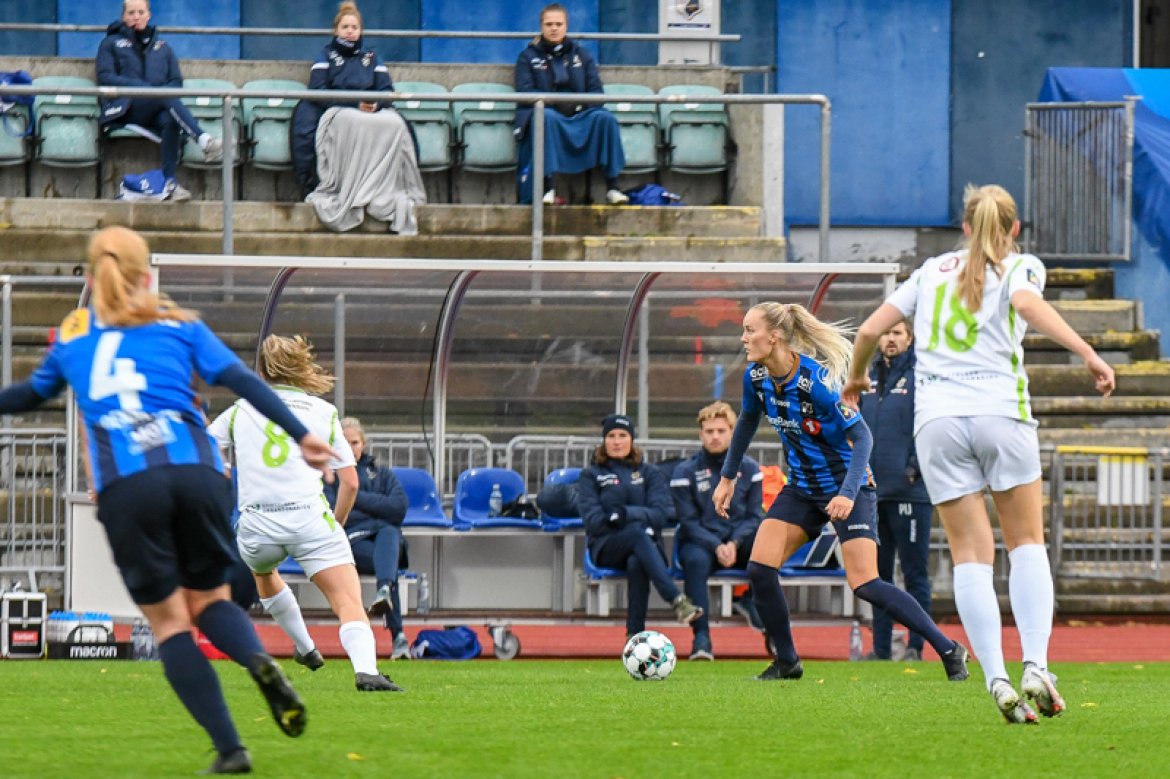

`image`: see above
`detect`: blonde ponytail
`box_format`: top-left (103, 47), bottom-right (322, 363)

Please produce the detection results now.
top-left (959, 184), bottom-right (1018, 311)
top-left (259, 334), bottom-right (335, 395)
top-left (87, 226), bottom-right (196, 327)
top-left (751, 302), bottom-right (855, 389)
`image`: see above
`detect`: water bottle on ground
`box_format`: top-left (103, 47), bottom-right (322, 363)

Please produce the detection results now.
top-left (131, 620), bottom-right (146, 660)
top-left (849, 620), bottom-right (863, 662)
top-left (417, 573), bottom-right (431, 615)
top-left (488, 484), bottom-right (503, 517)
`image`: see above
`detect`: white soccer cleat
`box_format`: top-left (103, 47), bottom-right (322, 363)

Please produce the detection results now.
top-left (991, 678), bottom-right (1038, 725)
top-left (542, 188), bottom-right (557, 205)
top-left (605, 188), bottom-right (629, 205)
top-left (1021, 662), bottom-right (1066, 718)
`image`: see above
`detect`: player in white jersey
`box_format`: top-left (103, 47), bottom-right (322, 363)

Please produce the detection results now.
top-left (844, 185), bottom-right (1114, 724)
top-left (209, 334), bottom-right (403, 692)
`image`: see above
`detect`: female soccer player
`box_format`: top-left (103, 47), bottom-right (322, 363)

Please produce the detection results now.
top-left (0, 227), bottom-right (336, 774)
top-left (712, 302), bottom-right (969, 684)
top-left (843, 184), bottom-right (1115, 723)
top-left (208, 334), bottom-right (403, 693)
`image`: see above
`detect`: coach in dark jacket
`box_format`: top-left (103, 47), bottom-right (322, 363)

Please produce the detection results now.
top-left (579, 414), bottom-right (701, 638)
top-left (95, 0), bottom-right (222, 199)
top-left (671, 401), bottom-right (764, 660)
top-left (513, 3), bottom-right (626, 205)
top-left (323, 418), bottom-right (411, 659)
top-left (858, 319), bottom-right (933, 661)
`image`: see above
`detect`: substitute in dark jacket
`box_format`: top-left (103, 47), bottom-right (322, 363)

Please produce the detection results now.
top-left (671, 401), bottom-right (763, 660)
top-left (858, 319), bottom-right (933, 661)
top-left (513, 4), bottom-right (626, 205)
top-left (323, 417), bottom-right (411, 660)
top-left (578, 414), bottom-right (701, 639)
top-left (96, 0), bottom-right (222, 201)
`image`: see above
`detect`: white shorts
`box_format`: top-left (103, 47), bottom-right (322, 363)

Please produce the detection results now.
top-left (915, 416), bottom-right (1042, 504)
top-left (236, 504), bottom-right (355, 579)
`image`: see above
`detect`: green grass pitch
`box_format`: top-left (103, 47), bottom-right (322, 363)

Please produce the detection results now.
top-left (0, 658), bottom-right (1163, 777)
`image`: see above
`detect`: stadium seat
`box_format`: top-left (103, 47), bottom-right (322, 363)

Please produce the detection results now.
top-left (539, 467), bottom-right (583, 531)
top-left (32, 76), bottom-right (100, 168)
top-left (657, 85), bottom-right (730, 174)
top-left (451, 82), bottom-right (518, 172)
top-left (602, 84), bottom-right (659, 174)
top-left (241, 79), bottom-right (306, 171)
top-left (392, 467), bottom-right (452, 528)
top-left (179, 78), bottom-right (243, 169)
top-left (583, 546), bottom-right (626, 616)
top-left (451, 467), bottom-right (536, 530)
top-left (0, 104), bottom-right (33, 169)
top-left (393, 81), bottom-right (454, 173)
top-left (276, 556), bottom-right (418, 614)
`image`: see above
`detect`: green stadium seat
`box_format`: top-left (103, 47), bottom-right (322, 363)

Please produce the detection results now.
top-left (603, 83), bottom-right (659, 174)
top-left (32, 76), bottom-right (100, 168)
top-left (393, 81), bottom-right (454, 173)
top-left (179, 78), bottom-right (243, 169)
top-left (657, 85), bottom-right (730, 174)
top-left (241, 79), bottom-right (306, 171)
top-left (0, 104), bottom-right (32, 168)
top-left (451, 82), bottom-right (518, 173)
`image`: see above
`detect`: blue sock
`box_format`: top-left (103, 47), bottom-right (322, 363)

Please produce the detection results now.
top-left (854, 578), bottom-right (955, 656)
top-left (747, 562), bottom-right (799, 665)
top-left (197, 599), bottom-right (266, 668)
top-left (158, 632), bottom-right (242, 755)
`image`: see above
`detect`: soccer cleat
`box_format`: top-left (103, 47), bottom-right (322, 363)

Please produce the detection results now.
top-left (688, 633), bottom-right (714, 661)
top-left (605, 188), bottom-right (630, 205)
top-left (249, 653), bottom-right (307, 737)
top-left (861, 651), bottom-right (890, 661)
top-left (732, 596), bottom-right (766, 632)
top-left (391, 633), bottom-right (411, 660)
top-left (991, 678), bottom-right (1039, 725)
top-left (200, 748), bottom-right (252, 775)
top-left (293, 648), bottom-right (324, 671)
top-left (1021, 662), bottom-right (1066, 717)
top-left (542, 188), bottom-right (557, 205)
top-left (202, 135), bottom-right (224, 163)
top-left (355, 672), bottom-right (404, 692)
top-left (164, 179), bottom-right (191, 202)
top-left (901, 647), bottom-right (922, 662)
top-left (756, 657), bottom-right (804, 681)
top-left (671, 594), bottom-right (703, 625)
top-left (940, 642), bottom-right (970, 682)
top-left (367, 585), bottom-right (394, 619)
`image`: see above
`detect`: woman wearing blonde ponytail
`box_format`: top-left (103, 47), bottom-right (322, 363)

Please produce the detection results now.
top-left (844, 184), bottom-right (1115, 724)
top-left (0, 226), bottom-right (346, 773)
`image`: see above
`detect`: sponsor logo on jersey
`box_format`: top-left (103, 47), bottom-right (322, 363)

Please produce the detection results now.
top-left (797, 375), bottom-right (813, 392)
top-left (836, 401), bottom-right (855, 419)
top-left (767, 415), bottom-right (799, 431)
top-left (596, 473), bottom-right (620, 487)
top-left (362, 52), bottom-right (373, 67)
top-left (896, 377), bottom-right (907, 389)
top-left (630, 471), bottom-right (644, 484)
top-left (802, 418), bottom-right (822, 435)
top-left (800, 401), bottom-right (814, 415)
top-left (749, 365), bottom-right (767, 380)
top-left (1025, 268), bottom-right (1042, 289)
top-left (59, 309), bottom-right (91, 343)
top-left (939, 254), bottom-right (960, 272)
top-left (116, 39), bottom-right (132, 48)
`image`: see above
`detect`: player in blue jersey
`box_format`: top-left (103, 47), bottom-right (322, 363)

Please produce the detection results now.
top-left (711, 302), bottom-right (969, 683)
top-left (0, 227), bottom-right (341, 775)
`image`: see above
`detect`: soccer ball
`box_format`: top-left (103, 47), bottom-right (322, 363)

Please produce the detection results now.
top-left (622, 630), bottom-right (676, 681)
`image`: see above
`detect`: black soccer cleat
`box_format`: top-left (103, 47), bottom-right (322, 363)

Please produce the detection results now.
top-left (355, 672), bottom-right (405, 692)
top-left (756, 657), bottom-right (804, 681)
top-left (941, 642), bottom-right (970, 682)
top-left (249, 653), bottom-right (307, 737)
top-left (200, 748), bottom-right (252, 775)
top-left (293, 648), bottom-right (325, 671)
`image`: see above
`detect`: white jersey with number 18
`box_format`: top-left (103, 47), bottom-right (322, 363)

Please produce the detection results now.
top-left (885, 250), bottom-right (1047, 434)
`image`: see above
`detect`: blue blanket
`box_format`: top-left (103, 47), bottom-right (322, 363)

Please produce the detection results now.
top-left (517, 107), bottom-right (625, 204)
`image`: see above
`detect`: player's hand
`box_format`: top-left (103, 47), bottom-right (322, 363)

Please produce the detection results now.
top-left (359, 101), bottom-right (377, 113)
top-left (840, 376), bottom-right (871, 409)
top-left (298, 433), bottom-right (338, 475)
top-left (712, 477), bottom-right (736, 519)
top-left (1085, 353), bottom-right (1115, 398)
top-left (716, 542), bottom-right (736, 567)
top-left (825, 495), bottom-right (854, 521)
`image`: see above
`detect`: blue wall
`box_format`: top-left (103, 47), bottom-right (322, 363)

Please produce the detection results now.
top-left (59, 0), bottom-right (241, 60)
top-left (241, 1), bottom-right (421, 62)
top-left (421, 0), bottom-right (597, 64)
top-left (950, 0), bottom-right (1130, 222)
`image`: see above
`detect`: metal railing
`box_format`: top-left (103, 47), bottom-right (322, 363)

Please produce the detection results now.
top-left (363, 432), bottom-right (493, 499)
top-left (1024, 100), bottom-right (1134, 261)
top-left (1, 83), bottom-right (832, 263)
top-left (0, 429), bottom-right (68, 593)
top-left (1049, 445), bottom-right (1166, 580)
top-left (1, 275), bottom-right (88, 393)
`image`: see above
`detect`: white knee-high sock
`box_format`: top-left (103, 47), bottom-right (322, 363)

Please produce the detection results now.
top-left (1008, 544), bottom-right (1054, 670)
top-left (338, 620), bottom-right (379, 675)
top-left (953, 562), bottom-right (1007, 690)
top-left (260, 586), bottom-right (315, 656)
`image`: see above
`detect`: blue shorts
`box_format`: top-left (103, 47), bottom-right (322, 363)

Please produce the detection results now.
top-left (765, 486), bottom-right (878, 544)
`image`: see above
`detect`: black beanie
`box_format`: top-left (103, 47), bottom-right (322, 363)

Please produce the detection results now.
top-left (601, 414), bottom-right (634, 438)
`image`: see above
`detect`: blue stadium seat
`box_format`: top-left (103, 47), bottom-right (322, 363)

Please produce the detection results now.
top-left (452, 467), bottom-right (536, 530)
top-left (583, 545), bottom-right (624, 579)
top-left (583, 545), bottom-right (627, 616)
top-left (393, 81), bottom-right (454, 173)
top-left (539, 467), bottom-right (582, 531)
top-left (657, 85), bottom-right (730, 174)
top-left (602, 84), bottom-right (659, 174)
top-left (241, 79), bottom-right (306, 171)
top-left (32, 76), bottom-right (100, 168)
top-left (451, 82), bottom-right (517, 173)
top-left (179, 78), bottom-right (243, 169)
top-left (391, 467), bottom-right (452, 528)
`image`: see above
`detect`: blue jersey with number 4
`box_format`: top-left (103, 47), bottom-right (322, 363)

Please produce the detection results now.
top-left (30, 308), bottom-right (244, 492)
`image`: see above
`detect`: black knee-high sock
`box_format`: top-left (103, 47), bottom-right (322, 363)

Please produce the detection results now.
top-left (158, 632), bottom-right (243, 755)
top-left (197, 599), bottom-right (266, 668)
top-left (854, 578), bottom-right (955, 655)
top-left (747, 562), bottom-right (799, 664)
top-left (606, 177), bottom-right (620, 191)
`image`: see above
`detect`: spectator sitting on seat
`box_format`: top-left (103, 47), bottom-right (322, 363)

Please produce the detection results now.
top-left (291, 1), bottom-right (425, 233)
top-left (96, 0), bottom-right (224, 202)
top-left (578, 413), bottom-right (702, 640)
top-left (514, 3), bottom-right (627, 205)
top-left (324, 417), bottom-right (411, 661)
top-left (670, 401), bottom-right (763, 661)
top-left (857, 318), bottom-right (933, 662)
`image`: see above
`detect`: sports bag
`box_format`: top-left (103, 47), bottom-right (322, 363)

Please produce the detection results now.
top-left (410, 626), bottom-right (482, 660)
top-left (0, 70), bottom-right (35, 138)
top-left (624, 183), bottom-right (682, 206)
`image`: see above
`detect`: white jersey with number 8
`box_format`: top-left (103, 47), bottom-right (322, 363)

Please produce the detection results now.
top-left (885, 250), bottom-right (1046, 434)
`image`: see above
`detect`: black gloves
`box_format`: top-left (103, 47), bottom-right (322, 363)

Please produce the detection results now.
top-left (606, 505), bottom-right (627, 526)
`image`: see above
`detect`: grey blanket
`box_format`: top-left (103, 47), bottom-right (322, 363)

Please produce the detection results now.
top-left (307, 107), bottom-right (426, 233)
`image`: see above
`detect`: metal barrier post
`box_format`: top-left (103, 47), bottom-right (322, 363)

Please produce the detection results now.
top-left (531, 100), bottom-right (545, 262)
top-left (1049, 448), bottom-right (1064, 574)
top-left (221, 96), bottom-right (236, 255)
top-left (334, 293), bottom-right (346, 418)
top-left (819, 102), bottom-right (832, 263)
top-left (1154, 450), bottom-right (1164, 579)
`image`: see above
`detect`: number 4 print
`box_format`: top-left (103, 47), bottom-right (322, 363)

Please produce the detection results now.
top-left (89, 332), bottom-right (147, 410)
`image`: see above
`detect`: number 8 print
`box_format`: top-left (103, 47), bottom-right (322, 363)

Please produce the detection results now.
top-left (927, 285), bottom-right (978, 353)
top-left (262, 422), bottom-right (291, 467)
